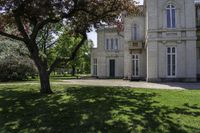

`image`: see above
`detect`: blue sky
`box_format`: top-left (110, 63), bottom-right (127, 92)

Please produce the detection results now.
top-left (87, 0), bottom-right (143, 47)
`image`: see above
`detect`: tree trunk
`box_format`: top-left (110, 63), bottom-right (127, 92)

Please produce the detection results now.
top-left (30, 48), bottom-right (53, 94)
top-left (38, 69), bottom-right (53, 94)
top-left (71, 65), bottom-right (76, 76)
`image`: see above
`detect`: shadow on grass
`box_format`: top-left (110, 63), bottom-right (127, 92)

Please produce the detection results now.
top-left (0, 86), bottom-right (200, 133)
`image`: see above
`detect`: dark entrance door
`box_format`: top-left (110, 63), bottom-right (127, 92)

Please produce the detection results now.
top-left (109, 59), bottom-right (115, 77)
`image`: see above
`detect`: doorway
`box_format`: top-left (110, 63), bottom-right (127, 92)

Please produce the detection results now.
top-left (109, 59), bottom-right (115, 77)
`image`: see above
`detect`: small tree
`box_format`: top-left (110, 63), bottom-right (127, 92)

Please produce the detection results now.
top-left (0, 0), bottom-right (139, 94)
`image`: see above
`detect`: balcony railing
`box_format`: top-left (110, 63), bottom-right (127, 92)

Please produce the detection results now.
top-left (129, 41), bottom-right (144, 50)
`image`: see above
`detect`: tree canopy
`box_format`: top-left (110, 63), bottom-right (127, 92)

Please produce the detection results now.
top-left (0, 0), bottom-right (139, 94)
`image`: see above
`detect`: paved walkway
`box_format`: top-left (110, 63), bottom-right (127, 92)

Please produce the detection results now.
top-left (1, 79), bottom-right (199, 90)
top-left (63, 79), bottom-right (200, 90)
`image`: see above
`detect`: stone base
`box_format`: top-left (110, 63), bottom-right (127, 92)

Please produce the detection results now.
top-left (130, 77), bottom-right (146, 81)
top-left (147, 78), bottom-right (197, 82)
top-left (97, 76), bottom-right (124, 79)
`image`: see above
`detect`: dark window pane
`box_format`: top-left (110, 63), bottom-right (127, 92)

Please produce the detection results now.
top-left (115, 39), bottom-right (118, 50)
top-left (167, 9), bottom-right (171, 28)
top-left (172, 47), bottom-right (175, 53)
top-left (136, 60), bottom-right (139, 75)
top-left (133, 60), bottom-right (135, 75)
top-left (172, 65), bottom-right (175, 76)
top-left (172, 55), bottom-right (176, 75)
top-left (111, 39), bottom-right (114, 49)
top-left (134, 26), bottom-right (137, 40)
top-left (167, 47), bottom-right (171, 53)
top-left (172, 55), bottom-right (175, 64)
top-left (168, 55), bottom-right (171, 76)
top-left (106, 39), bottom-right (109, 50)
top-left (172, 9), bottom-right (176, 28)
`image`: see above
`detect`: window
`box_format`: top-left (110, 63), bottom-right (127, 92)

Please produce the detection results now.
top-left (132, 54), bottom-right (139, 77)
top-left (106, 39), bottom-right (109, 50)
top-left (132, 24), bottom-right (137, 40)
top-left (166, 4), bottom-right (176, 28)
top-left (111, 38), bottom-right (114, 50)
top-left (115, 38), bottom-right (119, 50)
top-left (93, 58), bottom-right (97, 76)
top-left (105, 38), bottom-right (119, 51)
top-left (167, 47), bottom-right (176, 77)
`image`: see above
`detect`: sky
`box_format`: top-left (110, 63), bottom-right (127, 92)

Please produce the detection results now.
top-left (87, 0), bottom-right (144, 47)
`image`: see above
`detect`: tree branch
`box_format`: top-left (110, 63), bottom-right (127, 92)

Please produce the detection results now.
top-left (0, 31), bottom-right (24, 42)
top-left (13, 6), bottom-right (30, 42)
top-left (46, 40), bottom-right (57, 49)
top-left (31, 18), bottom-right (60, 41)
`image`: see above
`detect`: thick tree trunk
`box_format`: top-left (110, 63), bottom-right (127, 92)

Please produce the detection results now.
top-left (38, 70), bottom-right (53, 94)
top-left (71, 65), bottom-right (76, 76)
top-left (30, 47), bottom-right (53, 94)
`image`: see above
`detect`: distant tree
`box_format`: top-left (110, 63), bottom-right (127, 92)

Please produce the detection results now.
top-left (58, 32), bottom-right (93, 76)
top-left (48, 30), bottom-right (92, 76)
top-left (0, 0), bottom-right (139, 94)
top-left (75, 40), bottom-right (93, 75)
top-left (68, 40), bottom-right (92, 76)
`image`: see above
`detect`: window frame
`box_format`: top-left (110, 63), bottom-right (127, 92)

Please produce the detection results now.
top-left (105, 38), bottom-right (120, 51)
top-left (132, 54), bottom-right (140, 77)
top-left (131, 24), bottom-right (138, 41)
top-left (166, 46), bottom-right (177, 78)
top-left (93, 58), bottom-right (97, 76)
top-left (115, 38), bottom-right (119, 50)
top-left (105, 38), bottom-right (109, 50)
top-left (111, 38), bottom-right (114, 50)
top-left (166, 3), bottom-right (176, 28)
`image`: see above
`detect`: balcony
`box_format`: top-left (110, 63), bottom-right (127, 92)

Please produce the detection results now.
top-left (128, 40), bottom-right (144, 50)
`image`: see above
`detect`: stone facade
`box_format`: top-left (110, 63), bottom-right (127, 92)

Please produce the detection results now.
top-left (91, 0), bottom-right (200, 82)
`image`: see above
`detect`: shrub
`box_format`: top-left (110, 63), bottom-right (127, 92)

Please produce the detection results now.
top-left (0, 56), bottom-right (37, 81)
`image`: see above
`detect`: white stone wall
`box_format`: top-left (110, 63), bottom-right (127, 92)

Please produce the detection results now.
top-left (145, 0), bottom-right (197, 81)
top-left (91, 28), bottom-right (124, 78)
top-left (123, 15), bottom-right (146, 79)
top-left (91, 0), bottom-right (198, 81)
top-left (124, 16), bottom-right (145, 41)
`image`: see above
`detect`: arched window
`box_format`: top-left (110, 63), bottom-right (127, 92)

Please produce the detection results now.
top-left (166, 4), bottom-right (176, 28)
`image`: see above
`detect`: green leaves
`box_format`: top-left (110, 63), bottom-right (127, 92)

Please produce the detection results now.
top-left (0, 37), bottom-right (28, 59)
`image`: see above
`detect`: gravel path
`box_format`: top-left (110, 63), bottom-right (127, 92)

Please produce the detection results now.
top-left (1, 79), bottom-right (200, 90)
top-left (62, 79), bottom-right (200, 90)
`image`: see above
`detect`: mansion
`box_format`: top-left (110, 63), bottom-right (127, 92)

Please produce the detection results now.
top-left (91, 0), bottom-right (200, 82)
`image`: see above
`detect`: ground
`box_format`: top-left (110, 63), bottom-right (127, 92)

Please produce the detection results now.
top-left (62, 79), bottom-right (200, 90)
top-left (1, 79), bottom-right (200, 90)
top-left (0, 80), bottom-right (200, 133)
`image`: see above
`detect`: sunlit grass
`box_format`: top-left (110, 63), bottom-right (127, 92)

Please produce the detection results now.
top-left (0, 84), bottom-right (200, 133)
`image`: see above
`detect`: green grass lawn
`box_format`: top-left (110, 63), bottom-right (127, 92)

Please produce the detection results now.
top-left (0, 75), bottom-right (78, 85)
top-left (0, 84), bottom-right (200, 133)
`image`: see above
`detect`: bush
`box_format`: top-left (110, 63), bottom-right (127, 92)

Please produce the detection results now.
top-left (0, 56), bottom-right (37, 81)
